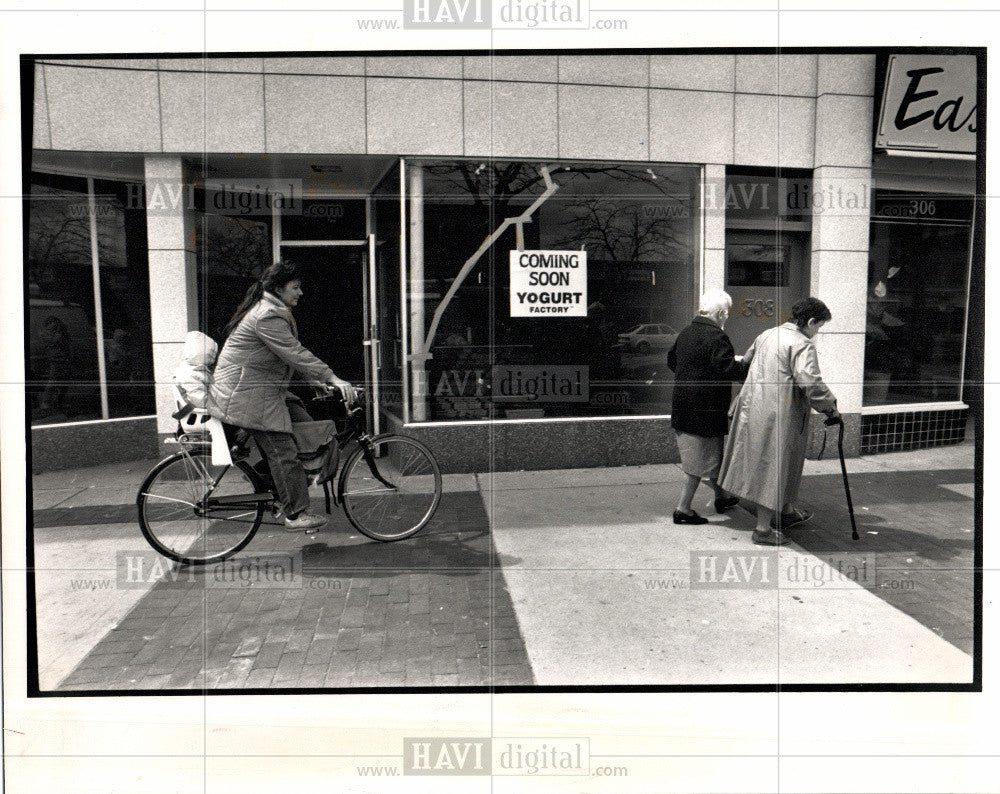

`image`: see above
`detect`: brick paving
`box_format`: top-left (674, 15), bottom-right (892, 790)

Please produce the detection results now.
top-left (55, 490), bottom-right (534, 690)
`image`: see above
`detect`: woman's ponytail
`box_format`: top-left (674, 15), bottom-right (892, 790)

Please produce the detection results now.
top-left (221, 260), bottom-right (301, 340)
top-left (222, 280), bottom-right (264, 339)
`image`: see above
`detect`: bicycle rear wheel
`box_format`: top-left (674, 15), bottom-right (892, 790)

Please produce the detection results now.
top-left (340, 434), bottom-right (442, 541)
top-left (137, 447), bottom-right (267, 565)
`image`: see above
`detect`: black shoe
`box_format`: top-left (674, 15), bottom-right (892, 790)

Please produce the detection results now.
top-left (714, 495), bottom-right (740, 513)
top-left (673, 509), bottom-right (708, 525)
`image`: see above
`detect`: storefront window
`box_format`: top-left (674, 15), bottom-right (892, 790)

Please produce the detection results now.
top-left (27, 173), bottom-right (154, 425)
top-left (94, 180), bottom-right (155, 418)
top-left (864, 189), bottom-right (973, 405)
top-left (195, 193), bottom-right (272, 341)
top-left (408, 159), bottom-right (699, 422)
top-left (281, 198), bottom-right (366, 241)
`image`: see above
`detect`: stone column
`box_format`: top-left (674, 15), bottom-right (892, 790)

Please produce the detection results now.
top-left (408, 162), bottom-right (428, 422)
top-left (144, 156), bottom-right (200, 439)
top-left (701, 163), bottom-right (727, 295)
top-left (809, 55), bottom-right (877, 455)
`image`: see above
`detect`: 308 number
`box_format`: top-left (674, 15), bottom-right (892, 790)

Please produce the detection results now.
top-left (739, 299), bottom-right (776, 318)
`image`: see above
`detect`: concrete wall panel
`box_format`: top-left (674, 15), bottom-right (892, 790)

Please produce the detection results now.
top-left (734, 94), bottom-right (815, 168)
top-left (264, 57), bottom-right (365, 76)
top-left (464, 81), bottom-right (558, 159)
top-left (817, 54), bottom-right (876, 97)
top-left (650, 89), bottom-right (734, 165)
top-left (33, 64), bottom-right (51, 149)
top-left (810, 250), bottom-right (869, 334)
top-left (558, 84), bottom-right (648, 161)
top-left (815, 94), bottom-right (875, 168)
top-left (558, 54), bottom-right (648, 87)
top-left (812, 332), bottom-right (865, 414)
top-left (703, 247), bottom-right (726, 294)
top-left (159, 72), bottom-right (265, 153)
top-left (650, 54), bottom-right (735, 92)
top-left (736, 54), bottom-right (818, 97)
top-left (810, 167), bottom-right (872, 252)
top-left (46, 59), bottom-right (158, 70)
top-left (463, 55), bottom-right (558, 83)
top-left (46, 65), bottom-right (160, 151)
top-left (265, 74), bottom-right (365, 154)
top-left (152, 342), bottom-right (185, 433)
top-left (160, 58), bottom-right (263, 73)
top-left (366, 56), bottom-right (463, 79)
top-left (367, 77), bottom-right (463, 155)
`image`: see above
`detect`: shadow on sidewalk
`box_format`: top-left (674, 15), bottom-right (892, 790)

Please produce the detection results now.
top-left (789, 466), bottom-right (976, 654)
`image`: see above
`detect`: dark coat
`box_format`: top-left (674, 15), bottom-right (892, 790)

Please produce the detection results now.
top-left (667, 316), bottom-right (748, 438)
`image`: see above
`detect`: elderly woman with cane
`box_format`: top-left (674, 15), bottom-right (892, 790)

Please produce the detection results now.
top-left (717, 297), bottom-right (841, 545)
top-left (667, 289), bottom-right (749, 524)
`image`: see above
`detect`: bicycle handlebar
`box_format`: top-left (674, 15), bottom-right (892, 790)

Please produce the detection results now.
top-left (312, 384), bottom-right (365, 407)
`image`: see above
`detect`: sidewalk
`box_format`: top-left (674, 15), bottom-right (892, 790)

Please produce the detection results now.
top-left (483, 439), bottom-right (974, 685)
top-left (28, 435), bottom-right (975, 691)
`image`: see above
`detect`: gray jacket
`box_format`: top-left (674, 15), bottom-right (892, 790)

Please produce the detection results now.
top-left (210, 292), bottom-right (334, 433)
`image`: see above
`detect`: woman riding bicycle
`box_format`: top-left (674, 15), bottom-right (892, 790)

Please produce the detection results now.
top-left (211, 260), bottom-right (356, 532)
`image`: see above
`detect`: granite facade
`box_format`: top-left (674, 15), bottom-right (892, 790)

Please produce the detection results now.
top-left (31, 418), bottom-right (160, 474)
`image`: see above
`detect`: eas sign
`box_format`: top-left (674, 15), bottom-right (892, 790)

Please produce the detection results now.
top-left (876, 54), bottom-right (977, 155)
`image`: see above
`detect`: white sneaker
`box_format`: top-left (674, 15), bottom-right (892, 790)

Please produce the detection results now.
top-left (284, 512), bottom-right (327, 531)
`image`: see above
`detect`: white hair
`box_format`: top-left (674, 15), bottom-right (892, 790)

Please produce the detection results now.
top-left (699, 289), bottom-right (733, 316)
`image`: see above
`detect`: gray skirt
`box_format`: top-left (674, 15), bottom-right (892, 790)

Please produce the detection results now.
top-left (675, 431), bottom-right (724, 479)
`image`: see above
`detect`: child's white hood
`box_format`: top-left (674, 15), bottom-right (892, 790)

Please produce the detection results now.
top-left (179, 331), bottom-right (218, 368)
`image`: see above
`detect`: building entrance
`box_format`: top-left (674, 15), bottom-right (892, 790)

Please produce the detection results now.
top-left (278, 245), bottom-right (366, 385)
top-left (724, 231), bottom-right (811, 355)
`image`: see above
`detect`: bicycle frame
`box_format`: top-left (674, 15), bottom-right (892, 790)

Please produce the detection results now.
top-left (174, 435), bottom-right (276, 514)
top-left (138, 390), bottom-right (441, 562)
top-left (170, 392), bottom-right (398, 517)
top-left (327, 398), bottom-right (398, 506)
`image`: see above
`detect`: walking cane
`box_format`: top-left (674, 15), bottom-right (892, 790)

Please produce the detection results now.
top-left (820, 415), bottom-right (860, 541)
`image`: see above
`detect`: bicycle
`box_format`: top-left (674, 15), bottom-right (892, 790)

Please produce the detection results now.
top-left (136, 387), bottom-right (442, 565)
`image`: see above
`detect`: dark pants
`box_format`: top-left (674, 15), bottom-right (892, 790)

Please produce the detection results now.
top-left (249, 429), bottom-right (310, 517)
top-left (246, 395), bottom-right (315, 518)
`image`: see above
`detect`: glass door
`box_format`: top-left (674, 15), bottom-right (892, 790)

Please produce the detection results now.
top-left (275, 193), bottom-right (383, 432)
top-left (277, 241), bottom-right (379, 432)
top-left (724, 231), bottom-right (811, 356)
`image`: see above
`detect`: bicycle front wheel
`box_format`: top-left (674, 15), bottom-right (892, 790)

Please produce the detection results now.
top-left (137, 447), bottom-right (266, 565)
top-left (340, 434), bottom-right (442, 541)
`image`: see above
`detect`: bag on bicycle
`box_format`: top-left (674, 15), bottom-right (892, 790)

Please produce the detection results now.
top-left (292, 420), bottom-right (339, 484)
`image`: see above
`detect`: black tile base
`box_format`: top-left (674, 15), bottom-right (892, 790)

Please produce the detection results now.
top-left (860, 407), bottom-right (969, 455)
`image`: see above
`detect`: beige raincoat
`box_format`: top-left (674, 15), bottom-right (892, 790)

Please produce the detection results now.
top-left (718, 322), bottom-right (837, 513)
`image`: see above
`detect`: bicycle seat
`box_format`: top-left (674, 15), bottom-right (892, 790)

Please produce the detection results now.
top-left (171, 385), bottom-right (232, 466)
